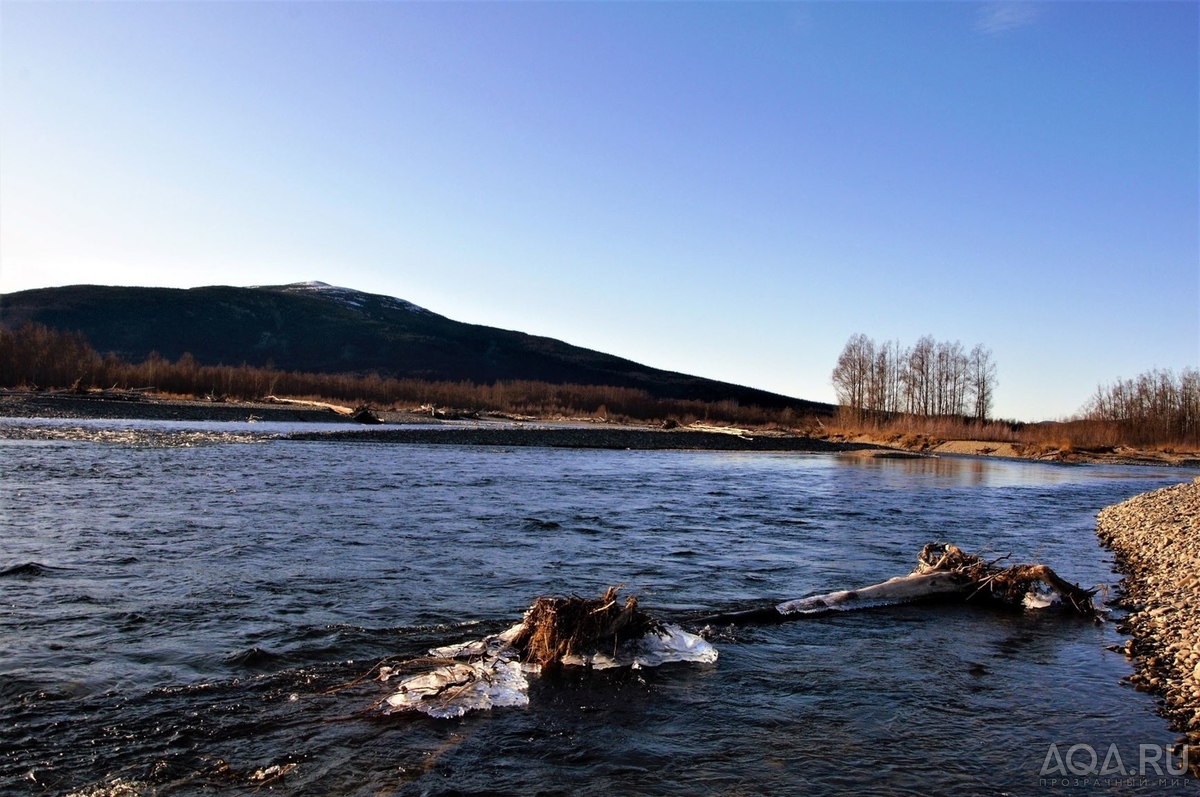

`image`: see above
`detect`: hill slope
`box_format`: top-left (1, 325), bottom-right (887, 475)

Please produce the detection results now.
top-left (0, 281), bottom-right (830, 411)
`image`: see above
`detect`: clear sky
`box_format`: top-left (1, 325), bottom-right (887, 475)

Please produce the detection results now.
top-left (2, 1), bottom-right (1196, 421)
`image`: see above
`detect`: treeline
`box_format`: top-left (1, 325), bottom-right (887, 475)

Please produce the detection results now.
top-left (831, 333), bottom-right (996, 424)
top-left (0, 321), bottom-right (98, 390)
top-left (0, 322), bottom-right (810, 428)
top-left (6, 321), bottom-right (1198, 449)
top-left (1083, 368), bottom-right (1200, 446)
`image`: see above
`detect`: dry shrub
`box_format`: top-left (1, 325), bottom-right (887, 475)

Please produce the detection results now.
top-left (0, 323), bottom-right (832, 429)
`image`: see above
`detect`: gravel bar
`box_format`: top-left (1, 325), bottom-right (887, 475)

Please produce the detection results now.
top-left (285, 425), bottom-right (877, 452)
top-left (1097, 477), bottom-right (1200, 771)
top-left (0, 392), bottom-right (883, 452)
top-left (0, 392), bottom-right (360, 424)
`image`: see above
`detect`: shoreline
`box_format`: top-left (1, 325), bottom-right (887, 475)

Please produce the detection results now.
top-left (0, 390), bottom-right (431, 425)
top-left (0, 391), bottom-right (876, 453)
top-left (284, 425), bottom-right (878, 452)
top-left (1097, 478), bottom-right (1200, 773)
top-left (1, 390), bottom-right (1198, 464)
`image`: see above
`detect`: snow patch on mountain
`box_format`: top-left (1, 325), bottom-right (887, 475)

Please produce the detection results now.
top-left (264, 281), bottom-right (432, 316)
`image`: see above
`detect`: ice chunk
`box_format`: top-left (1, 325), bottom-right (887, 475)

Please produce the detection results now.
top-left (382, 622), bottom-right (715, 717)
top-left (427, 623), bottom-right (524, 660)
top-left (383, 658), bottom-right (529, 719)
top-left (560, 624), bottom-right (717, 670)
top-left (1022, 583), bottom-right (1060, 610)
top-left (632, 624), bottom-right (719, 668)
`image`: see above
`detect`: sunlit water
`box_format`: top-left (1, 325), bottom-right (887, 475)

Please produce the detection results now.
top-left (2, 425), bottom-right (1197, 795)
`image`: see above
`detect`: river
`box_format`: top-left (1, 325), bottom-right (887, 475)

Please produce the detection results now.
top-left (1, 420), bottom-right (1196, 795)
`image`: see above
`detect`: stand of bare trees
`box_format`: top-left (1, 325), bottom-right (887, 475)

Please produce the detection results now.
top-left (1084, 368), bottom-right (1200, 446)
top-left (832, 333), bottom-right (996, 425)
top-left (0, 322), bottom-right (97, 389)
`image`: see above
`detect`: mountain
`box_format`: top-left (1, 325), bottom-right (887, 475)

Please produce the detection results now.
top-left (0, 281), bottom-right (830, 411)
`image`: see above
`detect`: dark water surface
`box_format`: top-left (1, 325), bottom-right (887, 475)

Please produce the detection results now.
top-left (2, 428), bottom-right (1197, 795)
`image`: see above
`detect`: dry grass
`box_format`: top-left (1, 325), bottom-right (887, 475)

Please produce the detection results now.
top-left (4, 322), bottom-right (1196, 452)
top-left (823, 408), bottom-right (1199, 456)
top-left (0, 322), bottom-right (828, 428)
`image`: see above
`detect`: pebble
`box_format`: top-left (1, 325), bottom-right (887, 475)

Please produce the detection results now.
top-left (1098, 476), bottom-right (1200, 769)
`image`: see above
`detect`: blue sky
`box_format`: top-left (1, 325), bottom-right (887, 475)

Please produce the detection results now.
top-left (2, 1), bottom-right (1196, 421)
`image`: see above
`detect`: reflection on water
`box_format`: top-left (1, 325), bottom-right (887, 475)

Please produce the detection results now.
top-left (1, 427), bottom-right (1196, 795)
top-left (835, 451), bottom-right (1091, 488)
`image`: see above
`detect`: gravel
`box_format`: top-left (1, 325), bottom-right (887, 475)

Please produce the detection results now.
top-left (1097, 477), bottom-right (1200, 770)
top-left (285, 425), bottom-right (875, 451)
top-left (0, 392), bottom-right (875, 453)
top-left (0, 392), bottom-right (359, 424)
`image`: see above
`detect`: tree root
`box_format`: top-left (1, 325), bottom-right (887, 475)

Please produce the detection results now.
top-left (509, 586), bottom-right (662, 668)
top-left (698, 542), bottom-right (1098, 625)
top-left (914, 542), bottom-right (1098, 616)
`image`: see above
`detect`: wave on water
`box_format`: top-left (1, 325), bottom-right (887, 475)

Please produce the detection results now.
top-left (0, 561), bottom-right (63, 577)
top-left (521, 517), bottom-right (561, 530)
top-left (224, 646), bottom-right (287, 669)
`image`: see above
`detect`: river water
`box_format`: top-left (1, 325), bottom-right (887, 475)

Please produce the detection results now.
top-left (1, 421), bottom-right (1197, 795)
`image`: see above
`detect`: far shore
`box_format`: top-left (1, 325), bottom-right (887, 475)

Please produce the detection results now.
top-left (0, 391), bottom-right (872, 453)
top-left (1, 390), bottom-right (1197, 465)
top-left (858, 435), bottom-right (1200, 468)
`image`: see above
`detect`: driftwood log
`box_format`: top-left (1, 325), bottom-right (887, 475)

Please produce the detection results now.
top-left (697, 543), bottom-right (1098, 625)
top-left (351, 406), bottom-right (383, 424)
top-left (367, 554), bottom-right (1096, 719)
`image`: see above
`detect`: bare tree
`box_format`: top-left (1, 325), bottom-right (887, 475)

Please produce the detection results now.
top-left (833, 333), bottom-right (996, 423)
top-left (905, 335), bottom-right (936, 416)
top-left (869, 339), bottom-right (904, 417)
top-left (1086, 367), bottom-right (1200, 445)
top-left (831, 333), bottom-right (875, 421)
top-left (931, 340), bottom-right (968, 416)
top-left (967, 344), bottom-right (997, 425)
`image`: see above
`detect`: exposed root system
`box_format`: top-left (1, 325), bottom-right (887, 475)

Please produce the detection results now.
top-left (915, 542), bottom-right (1098, 616)
top-left (509, 586), bottom-right (662, 667)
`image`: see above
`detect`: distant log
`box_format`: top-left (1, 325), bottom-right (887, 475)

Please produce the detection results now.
top-left (351, 406), bottom-right (383, 424)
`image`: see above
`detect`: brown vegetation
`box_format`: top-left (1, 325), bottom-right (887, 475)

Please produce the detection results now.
top-left (824, 411), bottom-right (1198, 461)
top-left (0, 322), bottom-right (816, 428)
top-left (1083, 368), bottom-right (1199, 447)
top-left (2, 321), bottom-right (1195, 453)
top-left (829, 332), bottom-right (1198, 451)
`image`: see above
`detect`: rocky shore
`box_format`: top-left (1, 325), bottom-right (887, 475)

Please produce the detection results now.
top-left (1097, 477), bottom-right (1200, 771)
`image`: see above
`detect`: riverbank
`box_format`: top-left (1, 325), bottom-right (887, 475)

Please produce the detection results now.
top-left (1097, 478), bottom-right (1200, 772)
top-left (286, 425), bottom-right (878, 452)
top-left (4, 390), bottom-right (1197, 463)
top-left (0, 390), bottom-right (436, 425)
top-left (837, 432), bottom-right (1200, 468)
top-left (0, 391), bottom-right (877, 453)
